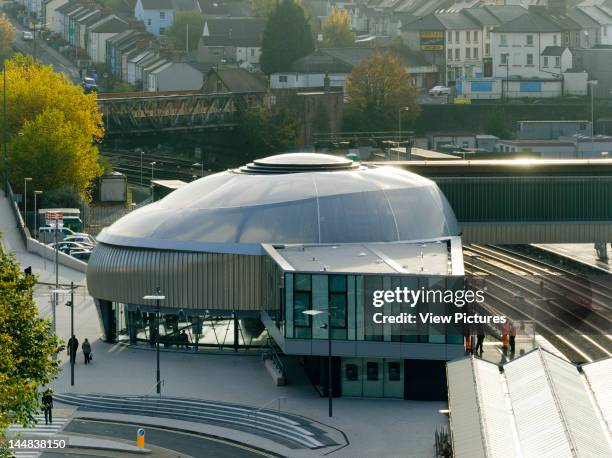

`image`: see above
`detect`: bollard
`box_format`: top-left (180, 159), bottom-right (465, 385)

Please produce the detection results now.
top-left (136, 428), bottom-right (145, 449)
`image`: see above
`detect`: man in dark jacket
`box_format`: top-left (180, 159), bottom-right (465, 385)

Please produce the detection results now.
top-left (42, 389), bottom-right (53, 424)
top-left (67, 335), bottom-right (79, 364)
top-left (82, 338), bottom-right (92, 364)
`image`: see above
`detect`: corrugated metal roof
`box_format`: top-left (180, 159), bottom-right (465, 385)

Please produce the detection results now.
top-left (447, 350), bottom-right (612, 457)
top-left (583, 358), bottom-right (612, 435)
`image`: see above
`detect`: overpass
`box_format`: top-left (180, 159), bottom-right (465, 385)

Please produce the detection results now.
top-left (97, 91), bottom-right (265, 135)
top-left (375, 158), bottom-right (612, 245)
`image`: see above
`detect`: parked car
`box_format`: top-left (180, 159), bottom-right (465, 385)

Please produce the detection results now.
top-left (81, 77), bottom-right (98, 94)
top-left (64, 234), bottom-right (96, 245)
top-left (70, 250), bottom-right (92, 261)
top-left (22, 31), bottom-right (34, 41)
top-left (39, 226), bottom-right (90, 239)
top-left (429, 85), bottom-right (450, 96)
top-left (48, 241), bottom-right (93, 253)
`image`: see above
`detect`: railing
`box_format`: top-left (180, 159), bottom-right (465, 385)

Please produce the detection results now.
top-left (5, 182), bottom-right (29, 245)
top-left (144, 379), bottom-right (165, 398)
top-left (262, 338), bottom-right (285, 379)
top-left (247, 396), bottom-right (287, 418)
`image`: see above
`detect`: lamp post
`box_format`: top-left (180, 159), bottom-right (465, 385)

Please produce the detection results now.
top-left (143, 288), bottom-right (165, 395)
top-left (33, 190), bottom-right (42, 238)
top-left (53, 283), bottom-right (78, 386)
top-left (136, 148), bottom-right (144, 186)
top-left (397, 107), bottom-right (410, 160)
top-left (193, 162), bottom-right (203, 177)
top-left (3, 61), bottom-right (8, 194)
top-left (23, 177), bottom-right (32, 229)
top-left (150, 161), bottom-right (156, 200)
top-left (302, 309), bottom-right (333, 418)
top-left (587, 80), bottom-right (598, 156)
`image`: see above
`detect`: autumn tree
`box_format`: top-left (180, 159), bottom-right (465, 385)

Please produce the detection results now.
top-left (322, 7), bottom-right (354, 48)
top-left (260, 0), bottom-right (314, 74)
top-left (167, 11), bottom-right (204, 52)
top-left (0, 15), bottom-right (15, 59)
top-left (0, 241), bottom-right (62, 454)
top-left (0, 54), bottom-right (104, 196)
top-left (236, 107), bottom-right (299, 156)
top-left (345, 51), bottom-right (420, 130)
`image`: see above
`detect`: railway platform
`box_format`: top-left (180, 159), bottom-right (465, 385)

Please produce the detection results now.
top-left (534, 243), bottom-right (612, 274)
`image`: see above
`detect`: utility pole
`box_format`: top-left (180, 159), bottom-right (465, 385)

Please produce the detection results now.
top-left (69, 281), bottom-right (75, 386)
top-left (3, 66), bottom-right (8, 194)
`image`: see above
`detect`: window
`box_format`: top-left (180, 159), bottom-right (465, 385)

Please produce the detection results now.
top-left (526, 53), bottom-right (533, 65)
top-left (604, 28), bottom-right (608, 37)
top-left (526, 34), bottom-right (533, 46)
top-left (250, 48), bottom-right (255, 57)
top-left (388, 362), bottom-right (401, 381)
top-left (447, 31), bottom-right (452, 44)
top-left (501, 53), bottom-right (508, 65)
top-left (159, 11), bottom-right (165, 19)
top-left (500, 34), bottom-right (507, 46)
top-left (486, 27), bottom-right (490, 39)
top-left (346, 364), bottom-right (359, 381)
top-left (473, 47), bottom-right (478, 59)
top-left (485, 43), bottom-right (490, 55)
top-left (543, 56), bottom-right (549, 67)
top-left (473, 31), bottom-right (478, 42)
top-left (564, 32), bottom-right (569, 45)
top-left (455, 48), bottom-right (460, 60)
top-left (279, 75), bottom-right (288, 83)
top-left (159, 27), bottom-right (165, 35)
top-left (465, 47), bottom-right (471, 59)
top-left (466, 31), bottom-right (471, 43)
top-left (447, 48), bottom-right (452, 60)
top-left (366, 362), bottom-right (379, 381)
top-left (329, 275), bottom-right (347, 330)
top-left (293, 274), bottom-right (311, 327)
top-left (147, 19), bottom-right (151, 26)
top-left (555, 56), bottom-right (560, 67)
top-left (553, 34), bottom-right (558, 45)
top-left (455, 31), bottom-right (460, 43)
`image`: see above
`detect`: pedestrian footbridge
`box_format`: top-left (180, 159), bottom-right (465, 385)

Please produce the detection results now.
top-left (387, 159), bottom-right (612, 244)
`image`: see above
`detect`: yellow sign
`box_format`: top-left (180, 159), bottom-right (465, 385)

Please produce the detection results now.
top-left (420, 31), bottom-right (444, 51)
top-left (454, 97), bottom-right (472, 105)
top-left (137, 428), bottom-right (145, 449)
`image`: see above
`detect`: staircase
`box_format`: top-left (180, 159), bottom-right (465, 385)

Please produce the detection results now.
top-left (54, 393), bottom-right (338, 450)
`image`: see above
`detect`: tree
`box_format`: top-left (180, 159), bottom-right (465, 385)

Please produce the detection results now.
top-left (167, 11), bottom-right (204, 52)
top-left (260, 0), bottom-right (314, 74)
top-left (322, 7), bottom-right (354, 48)
top-left (0, 15), bottom-right (15, 60)
top-left (236, 107), bottom-right (299, 156)
top-left (345, 51), bottom-right (420, 129)
top-left (251, 0), bottom-right (278, 17)
top-left (0, 241), bottom-right (62, 454)
top-left (0, 55), bottom-right (104, 195)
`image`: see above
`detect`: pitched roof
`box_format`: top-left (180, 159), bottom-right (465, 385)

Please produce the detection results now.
top-left (578, 5), bottom-right (612, 24)
top-left (207, 68), bottom-right (267, 92)
top-left (483, 4), bottom-right (527, 23)
top-left (90, 16), bottom-right (130, 34)
top-left (140, 0), bottom-right (199, 11)
top-left (567, 6), bottom-right (602, 28)
top-left (401, 11), bottom-right (479, 31)
top-left (463, 7), bottom-right (501, 27)
top-left (541, 45), bottom-right (566, 56)
top-left (201, 18), bottom-right (265, 47)
top-left (494, 12), bottom-right (561, 33)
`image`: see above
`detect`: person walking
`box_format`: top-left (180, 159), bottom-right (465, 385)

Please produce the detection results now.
top-left (475, 328), bottom-right (485, 355)
top-left (501, 321), bottom-right (510, 354)
top-left (82, 338), bottom-right (92, 364)
top-left (68, 334), bottom-right (79, 364)
top-left (509, 322), bottom-right (517, 355)
top-left (42, 389), bottom-right (53, 425)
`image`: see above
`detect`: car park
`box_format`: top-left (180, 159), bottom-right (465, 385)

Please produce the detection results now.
top-left (48, 241), bottom-right (93, 253)
top-left (22, 31), bottom-right (34, 41)
top-left (428, 85), bottom-right (450, 96)
top-left (64, 234), bottom-right (96, 245)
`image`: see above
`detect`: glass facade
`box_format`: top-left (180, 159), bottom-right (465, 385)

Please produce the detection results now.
top-left (342, 358), bottom-right (404, 398)
top-left (112, 303), bottom-right (268, 351)
top-left (283, 273), bottom-right (463, 344)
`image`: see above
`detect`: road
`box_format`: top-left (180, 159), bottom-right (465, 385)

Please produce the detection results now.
top-left (9, 16), bottom-right (79, 82)
top-left (60, 419), bottom-right (278, 458)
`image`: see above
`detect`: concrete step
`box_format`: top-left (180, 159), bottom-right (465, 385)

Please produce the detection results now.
top-left (55, 393), bottom-right (338, 450)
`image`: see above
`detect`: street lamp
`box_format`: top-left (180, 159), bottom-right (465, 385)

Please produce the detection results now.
top-left (3, 54), bottom-right (8, 194)
top-left (150, 161), bottom-right (156, 200)
top-left (143, 288), bottom-right (165, 395)
top-left (23, 177), bottom-right (32, 229)
top-left (53, 282), bottom-right (78, 386)
top-left (302, 309), bottom-right (333, 418)
top-left (588, 80), bottom-right (598, 156)
top-left (193, 162), bottom-right (203, 177)
top-left (397, 107), bottom-right (411, 160)
top-left (34, 190), bottom-right (42, 238)
top-left (136, 148), bottom-right (144, 186)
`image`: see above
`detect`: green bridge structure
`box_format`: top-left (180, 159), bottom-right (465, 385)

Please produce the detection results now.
top-left (376, 158), bottom-right (612, 247)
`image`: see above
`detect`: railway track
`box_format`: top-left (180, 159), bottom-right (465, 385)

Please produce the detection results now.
top-left (464, 244), bottom-right (612, 363)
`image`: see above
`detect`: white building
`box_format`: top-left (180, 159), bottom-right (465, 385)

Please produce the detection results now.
top-left (44, 0), bottom-right (69, 34)
top-left (87, 16), bottom-right (130, 65)
top-left (147, 61), bottom-right (204, 92)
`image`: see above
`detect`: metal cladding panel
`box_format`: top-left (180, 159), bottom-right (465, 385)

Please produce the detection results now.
top-left (87, 243), bottom-right (266, 310)
top-left (447, 359), bottom-right (487, 458)
top-left (447, 358), bottom-right (517, 458)
top-left (583, 358), bottom-right (612, 435)
top-left (505, 350), bottom-right (612, 458)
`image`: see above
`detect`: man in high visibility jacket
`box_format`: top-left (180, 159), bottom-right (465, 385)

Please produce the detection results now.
top-left (501, 321), bottom-right (510, 353)
top-left (509, 322), bottom-right (517, 354)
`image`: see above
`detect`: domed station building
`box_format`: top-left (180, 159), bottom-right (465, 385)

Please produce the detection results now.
top-left (87, 153), bottom-right (465, 400)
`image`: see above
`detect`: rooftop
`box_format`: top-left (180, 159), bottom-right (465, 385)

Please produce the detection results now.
top-left (264, 238), bottom-right (460, 275)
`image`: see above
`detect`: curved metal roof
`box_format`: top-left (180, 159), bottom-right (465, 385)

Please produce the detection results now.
top-left (97, 154), bottom-right (460, 253)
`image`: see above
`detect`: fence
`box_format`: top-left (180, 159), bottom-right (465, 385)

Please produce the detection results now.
top-left (82, 205), bottom-right (134, 236)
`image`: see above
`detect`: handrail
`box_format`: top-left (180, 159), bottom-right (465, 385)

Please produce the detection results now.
top-left (262, 338), bottom-right (285, 377)
top-left (247, 396), bottom-right (287, 418)
top-left (144, 379), bottom-right (164, 397)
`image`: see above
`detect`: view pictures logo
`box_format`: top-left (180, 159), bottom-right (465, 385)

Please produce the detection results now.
top-left (372, 287), bottom-right (485, 308)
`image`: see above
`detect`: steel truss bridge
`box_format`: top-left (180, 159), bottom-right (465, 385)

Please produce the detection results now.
top-left (97, 91), bottom-right (265, 135)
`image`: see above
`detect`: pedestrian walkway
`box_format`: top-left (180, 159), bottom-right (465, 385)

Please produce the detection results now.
top-left (7, 414), bottom-right (70, 458)
top-left (535, 243), bottom-right (612, 274)
top-left (54, 393), bottom-right (338, 450)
